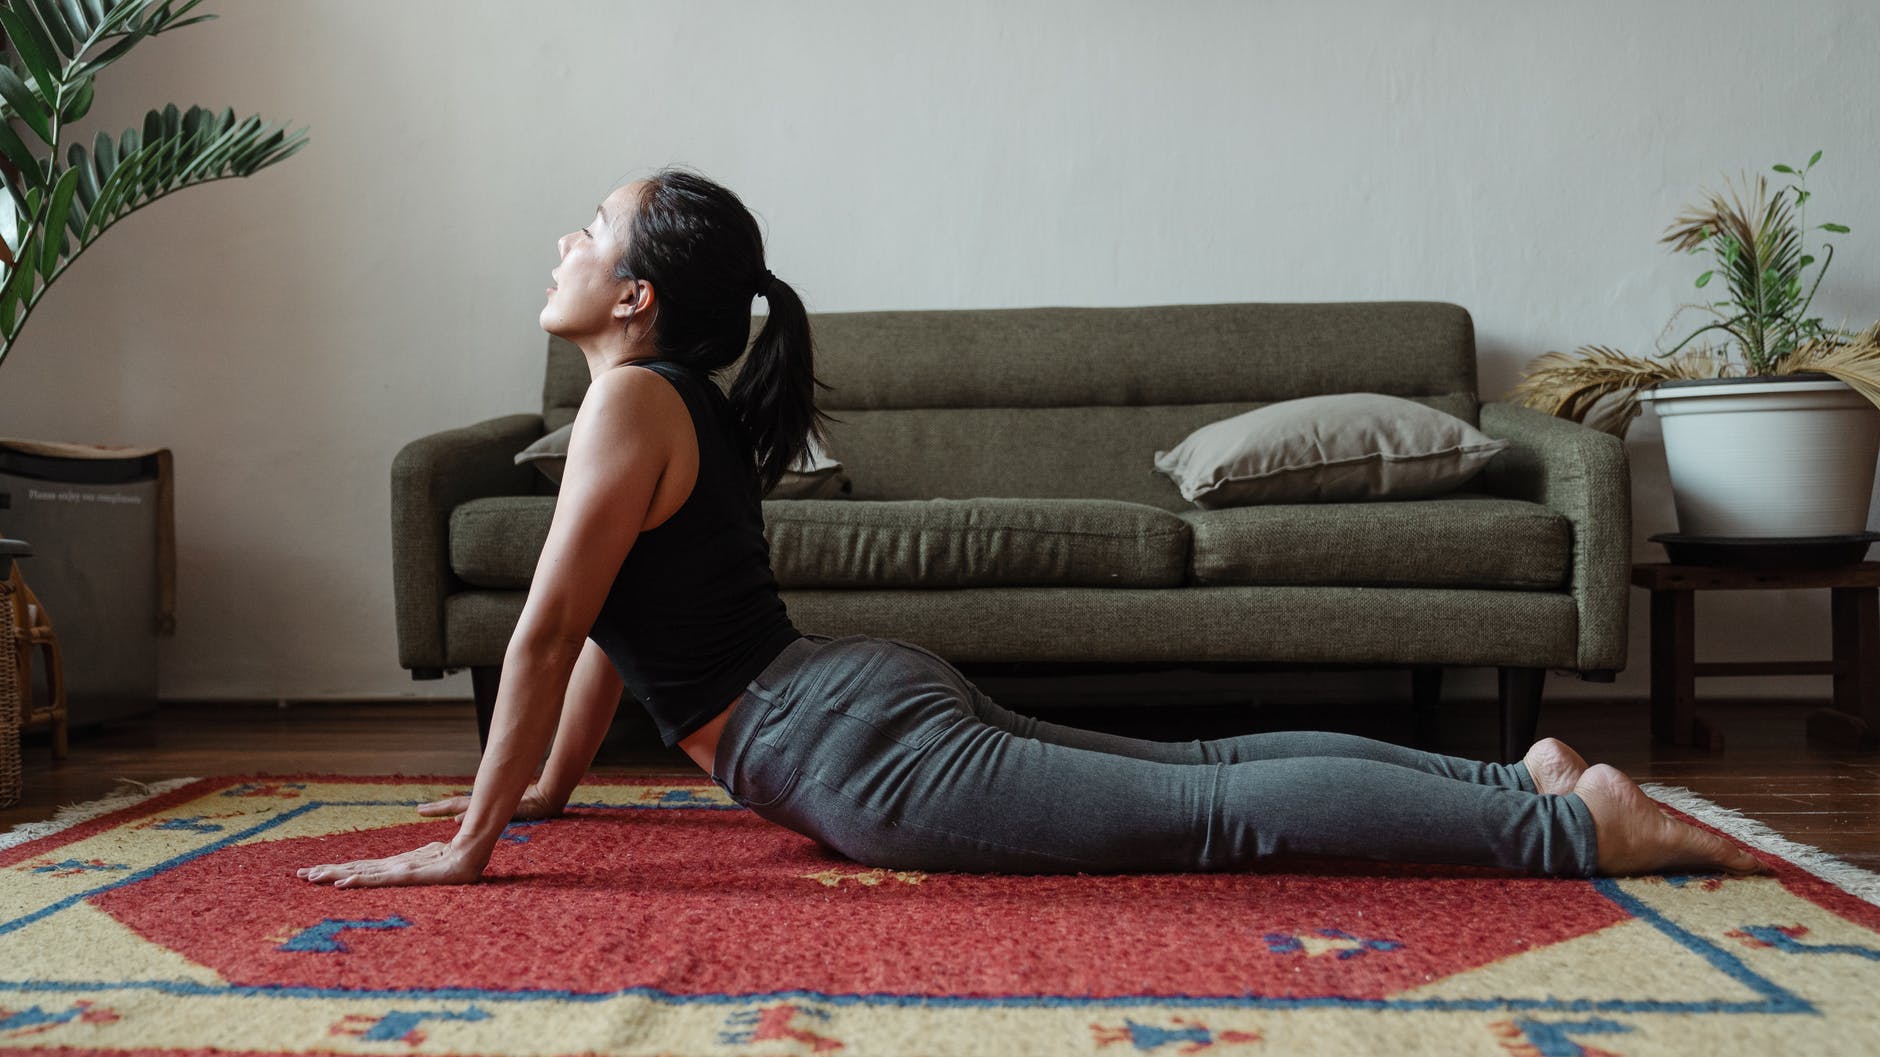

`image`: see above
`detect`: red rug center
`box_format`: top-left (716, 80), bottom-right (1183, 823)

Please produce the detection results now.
top-left (95, 805), bottom-right (1628, 998)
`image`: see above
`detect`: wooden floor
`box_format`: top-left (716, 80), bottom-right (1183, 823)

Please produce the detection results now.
top-left (4, 693), bottom-right (1877, 872)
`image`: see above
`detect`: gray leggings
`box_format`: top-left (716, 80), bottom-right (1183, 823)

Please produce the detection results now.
top-left (710, 634), bottom-right (1599, 876)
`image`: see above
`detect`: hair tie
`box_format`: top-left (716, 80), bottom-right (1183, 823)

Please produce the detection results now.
top-left (755, 268), bottom-right (776, 298)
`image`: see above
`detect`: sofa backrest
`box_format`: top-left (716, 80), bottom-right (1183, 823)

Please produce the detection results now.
top-left (544, 301), bottom-right (1478, 512)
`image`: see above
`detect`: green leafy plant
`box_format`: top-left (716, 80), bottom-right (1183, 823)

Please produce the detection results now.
top-left (1662, 150), bottom-right (1850, 374)
top-left (0, 0), bottom-right (309, 368)
top-left (1512, 151), bottom-right (1879, 435)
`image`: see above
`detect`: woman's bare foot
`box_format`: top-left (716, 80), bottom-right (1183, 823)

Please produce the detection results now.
top-left (1573, 764), bottom-right (1764, 876)
top-left (1524, 737), bottom-right (1588, 795)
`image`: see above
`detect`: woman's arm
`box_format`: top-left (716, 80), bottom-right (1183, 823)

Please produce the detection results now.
top-left (413, 637), bottom-right (623, 821)
top-left (297, 366), bottom-right (687, 887)
top-left (537, 637), bottom-right (624, 809)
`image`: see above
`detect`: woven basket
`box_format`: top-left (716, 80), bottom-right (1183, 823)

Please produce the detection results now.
top-left (0, 578), bottom-right (19, 809)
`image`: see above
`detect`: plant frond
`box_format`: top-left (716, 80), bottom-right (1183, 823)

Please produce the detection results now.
top-left (1662, 173), bottom-right (1767, 253)
top-left (0, 99), bottom-right (309, 362)
top-left (1783, 326), bottom-right (1880, 411)
top-left (1510, 345), bottom-right (1681, 436)
top-left (1512, 343), bottom-right (1727, 436)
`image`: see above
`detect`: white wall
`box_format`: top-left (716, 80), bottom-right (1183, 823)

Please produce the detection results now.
top-left (3, 0), bottom-right (1876, 703)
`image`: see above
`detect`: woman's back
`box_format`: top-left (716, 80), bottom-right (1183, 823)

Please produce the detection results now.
top-left (586, 358), bottom-right (801, 748)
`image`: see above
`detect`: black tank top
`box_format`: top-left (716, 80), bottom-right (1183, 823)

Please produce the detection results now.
top-left (586, 358), bottom-right (802, 747)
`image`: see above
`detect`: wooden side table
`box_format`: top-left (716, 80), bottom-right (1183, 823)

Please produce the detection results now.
top-left (1630, 562), bottom-right (1880, 750)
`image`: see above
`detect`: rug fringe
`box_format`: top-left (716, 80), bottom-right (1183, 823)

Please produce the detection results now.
top-left (0, 777), bottom-right (203, 852)
top-left (1643, 782), bottom-right (1880, 909)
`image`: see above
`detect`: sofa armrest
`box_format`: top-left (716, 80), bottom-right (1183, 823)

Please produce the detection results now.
top-left (391, 413), bottom-right (546, 671)
top-left (1476, 401), bottom-right (1630, 672)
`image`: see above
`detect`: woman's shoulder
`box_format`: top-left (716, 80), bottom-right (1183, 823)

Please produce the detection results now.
top-left (606, 359), bottom-right (745, 467)
top-left (577, 363), bottom-right (693, 444)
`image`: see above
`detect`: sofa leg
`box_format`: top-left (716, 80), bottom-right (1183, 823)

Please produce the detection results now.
top-left (1497, 667), bottom-right (1544, 764)
top-left (471, 666), bottom-right (500, 750)
top-left (1410, 666), bottom-right (1443, 748)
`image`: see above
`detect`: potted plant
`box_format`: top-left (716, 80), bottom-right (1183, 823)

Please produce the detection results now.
top-left (1511, 151), bottom-right (1880, 544)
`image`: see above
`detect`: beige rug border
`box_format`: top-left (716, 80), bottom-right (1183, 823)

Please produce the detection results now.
top-left (0, 776), bottom-right (204, 852)
top-left (3, 777), bottom-right (1875, 910)
top-left (1644, 781), bottom-right (1880, 908)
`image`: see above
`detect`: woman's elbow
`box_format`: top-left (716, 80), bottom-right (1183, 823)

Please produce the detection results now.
top-left (506, 622), bottom-right (588, 674)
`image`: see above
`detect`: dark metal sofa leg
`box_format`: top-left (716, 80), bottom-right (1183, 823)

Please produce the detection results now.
top-left (471, 666), bottom-right (500, 750)
top-left (1410, 666), bottom-right (1443, 748)
top-left (1498, 667), bottom-right (1544, 764)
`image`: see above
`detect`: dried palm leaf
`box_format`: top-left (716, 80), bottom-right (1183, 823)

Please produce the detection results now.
top-left (1783, 322), bottom-right (1880, 411)
top-left (1509, 345), bottom-right (1723, 437)
top-left (1661, 173), bottom-right (1766, 253)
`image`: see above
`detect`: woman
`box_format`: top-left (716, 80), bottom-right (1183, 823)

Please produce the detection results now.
top-left (299, 169), bottom-right (1760, 888)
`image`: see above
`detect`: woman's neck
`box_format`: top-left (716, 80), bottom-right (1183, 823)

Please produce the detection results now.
top-left (579, 334), bottom-right (660, 381)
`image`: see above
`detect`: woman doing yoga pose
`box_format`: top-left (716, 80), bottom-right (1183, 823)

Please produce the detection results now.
top-left (299, 169), bottom-right (1761, 888)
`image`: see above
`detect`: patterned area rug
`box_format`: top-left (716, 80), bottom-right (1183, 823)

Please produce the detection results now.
top-left (1, 774), bottom-right (1877, 1057)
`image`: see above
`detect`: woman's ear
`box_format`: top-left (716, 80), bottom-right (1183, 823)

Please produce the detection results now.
top-left (613, 280), bottom-right (643, 324)
top-left (615, 280), bottom-right (658, 335)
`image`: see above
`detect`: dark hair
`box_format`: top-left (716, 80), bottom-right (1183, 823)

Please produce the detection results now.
top-left (611, 167), bottom-right (833, 496)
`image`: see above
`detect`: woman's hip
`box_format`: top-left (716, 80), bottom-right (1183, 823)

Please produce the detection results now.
top-left (711, 633), bottom-right (974, 818)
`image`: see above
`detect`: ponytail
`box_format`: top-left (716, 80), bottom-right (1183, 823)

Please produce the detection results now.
top-left (729, 277), bottom-right (833, 497)
top-left (612, 167), bottom-right (834, 497)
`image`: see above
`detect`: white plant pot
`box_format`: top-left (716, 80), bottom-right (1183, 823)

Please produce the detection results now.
top-left (1638, 377), bottom-right (1880, 538)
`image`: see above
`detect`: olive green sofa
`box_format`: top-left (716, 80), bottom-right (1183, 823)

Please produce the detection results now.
top-left (391, 301), bottom-right (1629, 760)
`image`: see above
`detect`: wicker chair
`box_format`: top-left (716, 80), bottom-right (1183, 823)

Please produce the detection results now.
top-left (0, 550), bottom-right (18, 810)
top-left (2, 541), bottom-right (68, 774)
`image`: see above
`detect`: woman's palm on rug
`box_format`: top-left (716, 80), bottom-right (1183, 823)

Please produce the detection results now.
top-left (295, 840), bottom-right (484, 888)
top-left (294, 783), bottom-right (562, 887)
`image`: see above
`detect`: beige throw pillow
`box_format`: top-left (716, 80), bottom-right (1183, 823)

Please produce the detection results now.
top-left (1152, 393), bottom-right (1507, 507)
top-left (513, 426), bottom-right (573, 483)
top-left (770, 434), bottom-right (853, 499)
top-left (515, 427), bottom-right (851, 499)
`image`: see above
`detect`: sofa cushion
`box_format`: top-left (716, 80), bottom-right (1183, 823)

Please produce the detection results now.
top-left (448, 495), bottom-right (1193, 591)
top-left (764, 498), bottom-right (1191, 589)
top-left (450, 497), bottom-right (554, 589)
top-left (1153, 393), bottom-right (1508, 507)
top-left (1181, 493), bottom-right (1570, 589)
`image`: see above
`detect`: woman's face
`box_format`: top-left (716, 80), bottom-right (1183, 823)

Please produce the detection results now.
top-left (539, 182), bottom-right (645, 341)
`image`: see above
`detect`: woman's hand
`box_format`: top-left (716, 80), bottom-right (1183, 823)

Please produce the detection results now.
top-left (294, 783), bottom-right (558, 888)
top-left (416, 782), bottom-right (564, 821)
top-left (296, 840), bottom-right (486, 888)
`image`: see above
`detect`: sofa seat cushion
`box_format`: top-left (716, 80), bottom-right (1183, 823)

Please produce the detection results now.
top-left (449, 497), bottom-right (554, 589)
top-left (763, 498), bottom-right (1191, 588)
top-left (447, 495), bottom-right (1194, 591)
top-left (1181, 493), bottom-right (1569, 589)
